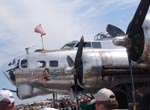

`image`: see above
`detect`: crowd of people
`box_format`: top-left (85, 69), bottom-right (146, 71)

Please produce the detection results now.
top-left (0, 88), bottom-right (120, 110)
top-left (14, 95), bottom-right (92, 110)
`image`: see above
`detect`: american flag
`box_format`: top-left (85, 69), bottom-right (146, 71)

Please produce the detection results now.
top-left (34, 24), bottom-right (46, 37)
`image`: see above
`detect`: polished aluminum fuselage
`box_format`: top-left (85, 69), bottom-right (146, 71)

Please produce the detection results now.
top-left (3, 40), bottom-right (150, 99)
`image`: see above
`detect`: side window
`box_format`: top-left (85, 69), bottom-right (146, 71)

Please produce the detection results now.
top-left (21, 59), bottom-right (28, 68)
top-left (49, 60), bottom-right (58, 67)
top-left (37, 61), bottom-right (46, 68)
top-left (92, 42), bottom-right (101, 48)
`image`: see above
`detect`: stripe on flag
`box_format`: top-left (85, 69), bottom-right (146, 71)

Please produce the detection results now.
top-left (34, 24), bottom-right (46, 37)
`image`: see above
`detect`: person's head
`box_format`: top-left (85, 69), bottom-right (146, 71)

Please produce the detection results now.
top-left (0, 90), bottom-right (14, 110)
top-left (92, 88), bottom-right (118, 110)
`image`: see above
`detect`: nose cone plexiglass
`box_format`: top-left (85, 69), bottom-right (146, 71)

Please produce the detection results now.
top-left (1, 59), bottom-right (19, 85)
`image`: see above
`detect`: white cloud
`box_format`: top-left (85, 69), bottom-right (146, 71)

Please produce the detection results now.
top-left (0, 0), bottom-right (141, 63)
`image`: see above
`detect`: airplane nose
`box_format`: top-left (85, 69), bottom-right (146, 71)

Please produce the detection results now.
top-left (1, 60), bottom-right (17, 85)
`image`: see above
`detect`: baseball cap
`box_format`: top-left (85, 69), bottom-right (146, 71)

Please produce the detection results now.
top-left (0, 90), bottom-right (14, 106)
top-left (91, 88), bottom-right (116, 104)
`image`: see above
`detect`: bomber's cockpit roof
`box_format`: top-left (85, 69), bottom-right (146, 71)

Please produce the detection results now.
top-left (61, 40), bottom-right (78, 49)
top-left (61, 40), bottom-right (102, 49)
top-left (61, 32), bottom-right (122, 49)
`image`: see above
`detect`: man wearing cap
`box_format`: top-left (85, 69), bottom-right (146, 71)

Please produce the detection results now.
top-left (91, 88), bottom-right (118, 110)
top-left (0, 90), bottom-right (15, 110)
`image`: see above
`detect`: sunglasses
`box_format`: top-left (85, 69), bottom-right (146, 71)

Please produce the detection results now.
top-left (0, 101), bottom-right (11, 106)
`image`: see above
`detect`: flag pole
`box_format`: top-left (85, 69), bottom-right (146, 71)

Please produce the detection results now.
top-left (41, 36), bottom-right (44, 50)
top-left (34, 24), bottom-right (46, 50)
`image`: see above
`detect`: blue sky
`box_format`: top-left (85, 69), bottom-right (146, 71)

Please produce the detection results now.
top-left (0, 0), bottom-right (143, 105)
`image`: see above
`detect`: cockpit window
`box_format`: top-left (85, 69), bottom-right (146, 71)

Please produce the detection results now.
top-left (92, 42), bottom-right (101, 48)
top-left (61, 41), bottom-right (78, 49)
top-left (63, 43), bottom-right (76, 49)
top-left (37, 61), bottom-right (46, 68)
top-left (62, 41), bottom-right (101, 49)
top-left (75, 42), bottom-right (91, 48)
top-left (21, 59), bottom-right (28, 68)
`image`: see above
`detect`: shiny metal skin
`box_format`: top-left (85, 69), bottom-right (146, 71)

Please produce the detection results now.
top-left (2, 39), bottom-right (150, 99)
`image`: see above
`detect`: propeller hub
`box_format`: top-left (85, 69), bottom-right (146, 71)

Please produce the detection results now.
top-left (113, 36), bottom-right (131, 48)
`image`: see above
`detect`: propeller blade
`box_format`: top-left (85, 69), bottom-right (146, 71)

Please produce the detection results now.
top-left (75, 36), bottom-right (84, 67)
top-left (126, 0), bottom-right (150, 37)
top-left (106, 24), bottom-right (125, 37)
top-left (126, 0), bottom-right (150, 61)
top-left (74, 36), bottom-right (84, 85)
top-left (66, 37), bottom-right (84, 92)
top-left (125, 1), bottom-right (150, 108)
